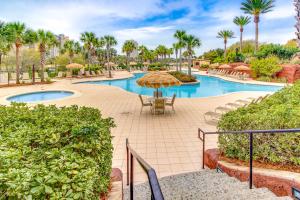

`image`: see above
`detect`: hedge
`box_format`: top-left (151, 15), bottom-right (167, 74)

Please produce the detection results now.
top-left (0, 104), bottom-right (115, 199)
top-left (218, 82), bottom-right (300, 166)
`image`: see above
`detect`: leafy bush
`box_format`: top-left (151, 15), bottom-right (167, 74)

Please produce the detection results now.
top-left (202, 48), bottom-right (224, 63)
top-left (218, 82), bottom-right (300, 166)
top-left (250, 56), bottom-right (282, 78)
top-left (255, 44), bottom-right (299, 60)
top-left (168, 71), bottom-right (197, 82)
top-left (200, 64), bottom-right (209, 69)
top-left (0, 104), bottom-right (115, 199)
top-left (148, 63), bottom-right (167, 71)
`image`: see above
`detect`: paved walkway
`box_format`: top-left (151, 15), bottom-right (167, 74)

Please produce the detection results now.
top-left (0, 71), bottom-right (268, 183)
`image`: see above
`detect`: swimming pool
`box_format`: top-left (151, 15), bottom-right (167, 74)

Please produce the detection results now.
top-left (79, 73), bottom-right (283, 98)
top-left (7, 91), bottom-right (74, 103)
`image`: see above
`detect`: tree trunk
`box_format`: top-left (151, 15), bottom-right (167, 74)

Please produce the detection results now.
top-left (188, 55), bottom-right (192, 76)
top-left (254, 15), bottom-right (259, 53)
top-left (40, 50), bottom-right (46, 82)
top-left (179, 48), bottom-right (182, 71)
top-left (107, 47), bottom-right (112, 78)
top-left (0, 53), bottom-right (2, 65)
top-left (16, 46), bottom-right (20, 84)
top-left (175, 51), bottom-right (178, 71)
top-left (240, 27), bottom-right (243, 52)
top-left (224, 40), bottom-right (227, 58)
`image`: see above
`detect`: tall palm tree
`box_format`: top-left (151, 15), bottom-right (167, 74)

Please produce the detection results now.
top-left (174, 30), bottom-right (186, 71)
top-left (241, 0), bottom-right (275, 52)
top-left (35, 30), bottom-right (57, 82)
top-left (6, 22), bottom-right (35, 83)
top-left (103, 35), bottom-right (117, 78)
top-left (80, 32), bottom-right (97, 65)
top-left (233, 16), bottom-right (251, 52)
top-left (217, 30), bottom-right (235, 58)
top-left (0, 21), bottom-right (12, 65)
top-left (138, 45), bottom-right (148, 62)
top-left (61, 40), bottom-right (81, 63)
top-left (183, 35), bottom-right (201, 76)
top-left (122, 40), bottom-right (137, 66)
top-left (172, 43), bottom-right (180, 71)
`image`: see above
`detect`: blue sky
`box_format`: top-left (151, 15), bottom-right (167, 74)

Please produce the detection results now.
top-left (0, 0), bottom-right (295, 55)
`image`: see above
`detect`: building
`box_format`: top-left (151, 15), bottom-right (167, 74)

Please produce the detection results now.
top-left (192, 58), bottom-right (210, 69)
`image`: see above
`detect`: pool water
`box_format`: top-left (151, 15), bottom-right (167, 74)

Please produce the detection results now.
top-left (8, 91), bottom-right (74, 103)
top-left (80, 73), bottom-right (283, 98)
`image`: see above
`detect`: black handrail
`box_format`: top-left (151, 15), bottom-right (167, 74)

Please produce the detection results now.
top-left (198, 128), bottom-right (300, 189)
top-left (126, 138), bottom-right (164, 200)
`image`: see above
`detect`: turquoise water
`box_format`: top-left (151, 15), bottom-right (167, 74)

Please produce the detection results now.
top-left (79, 73), bottom-right (283, 98)
top-left (8, 91), bottom-right (74, 103)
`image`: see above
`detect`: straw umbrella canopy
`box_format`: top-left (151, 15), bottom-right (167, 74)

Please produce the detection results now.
top-left (234, 65), bottom-right (250, 71)
top-left (136, 72), bottom-right (182, 97)
top-left (129, 61), bottom-right (137, 66)
top-left (218, 64), bottom-right (232, 69)
top-left (66, 63), bottom-right (84, 69)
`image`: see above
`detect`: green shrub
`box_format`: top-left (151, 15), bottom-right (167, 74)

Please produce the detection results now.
top-left (0, 104), bottom-right (115, 199)
top-left (255, 44), bottom-right (299, 60)
top-left (148, 63), bottom-right (167, 71)
top-left (200, 64), bottom-right (209, 69)
top-left (250, 56), bottom-right (282, 78)
top-left (218, 82), bottom-right (300, 166)
top-left (168, 71), bottom-right (197, 82)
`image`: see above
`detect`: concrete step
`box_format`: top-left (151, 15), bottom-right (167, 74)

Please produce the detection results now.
top-left (123, 170), bottom-right (292, 200)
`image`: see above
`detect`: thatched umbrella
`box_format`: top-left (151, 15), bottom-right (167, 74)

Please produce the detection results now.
top-left (66, 63), bottom-right (84, 69)
top-left (136, 72), bottom-right (182, 97)
top-left (129, 61), bottom-right (137, 66)
top-left (218, 64), bottom-right (232, 69)
top-left (235, 65), bottom-right (251, 71)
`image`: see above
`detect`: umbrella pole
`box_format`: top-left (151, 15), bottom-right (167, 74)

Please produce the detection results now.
top-left (156, 88), bottom-right (159, 98)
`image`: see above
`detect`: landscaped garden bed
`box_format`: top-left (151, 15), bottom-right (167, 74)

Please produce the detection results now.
top-left (0, 103), bottom-right (115, 199)
top-left (218, 81), bottom-right (300, 168)
top-left (168, 71), bottom-right (197, 83)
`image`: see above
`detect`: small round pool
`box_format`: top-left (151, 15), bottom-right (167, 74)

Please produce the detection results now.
top-left (7, 91), bottom-right (74, 103)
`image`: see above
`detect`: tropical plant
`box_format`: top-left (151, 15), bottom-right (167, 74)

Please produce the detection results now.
top-left (0, 21), bottom-right (12, 65)
top-left (241, 0), bottom-right (275, 53)
top-left (202, 48), bottom-right (224, 63)
top-left (256, 44), bottom-right (299, 60)
top-left (61, 40), bottom-right (81, 63)
top-left (6, 22), bottom-right (36, 83)
top-left (183, 34), bottom-right (201, 76)
top-left (34, 29), bottom-right (57, 82)
top-left (233, 16), bottom-right (251, 52)
top-left (155, 45), bottom-right (168, 60)
top-left (174, 30), bottom-right (187, 71)
top-left (80, 32), bottom-right (98, 65)
top-left (103, 35), bottom-right (117, 78)
top-left (0, 103), bottom-right (115, 199)
top-left (217, 30), bottom-right (235, 58)
top-left (122, 40), bottom-right (137, 66)
top-left (250, 55), bottom-right (282, 78)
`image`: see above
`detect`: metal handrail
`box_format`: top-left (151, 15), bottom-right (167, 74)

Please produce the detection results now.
top-left (198, 128), bottom-right (300, 189)
top-left (126, 138), bottom-right (164, 200)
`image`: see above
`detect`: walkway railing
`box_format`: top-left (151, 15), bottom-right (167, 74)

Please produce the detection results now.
top-left (126, 138), bottom-right (164, 200)
top-left (198, 128), bottom-right (300, 189)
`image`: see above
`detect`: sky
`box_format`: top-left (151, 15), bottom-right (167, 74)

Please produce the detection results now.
top-left (0, 0), bottom-right (296, 55)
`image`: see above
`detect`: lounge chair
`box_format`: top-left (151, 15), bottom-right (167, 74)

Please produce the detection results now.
top-left (66, 71), bottom-right (72, 78)
top-left (10, 73), bottom-right (17, 80)
top-left (139, 95), bottom-right (152, 113)
top-left (57, 71), bottom-right (64, 78)
top-left (0, 72), bottom-right (8, 83)
top-left (91, 71), bottom-right (96, 76)
top-left (166, 94), bottom-right (176, 112)
top-left (85, 71), bottom-right (92, 77)
top-left (152, 98), bottom-right (166, 114)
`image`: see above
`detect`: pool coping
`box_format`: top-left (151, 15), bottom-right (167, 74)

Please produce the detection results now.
top-left (3, 89), bottom-right (82, 105)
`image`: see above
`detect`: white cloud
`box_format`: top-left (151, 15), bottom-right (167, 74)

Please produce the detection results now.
top-left (264, 1), bottom-right (294, 20)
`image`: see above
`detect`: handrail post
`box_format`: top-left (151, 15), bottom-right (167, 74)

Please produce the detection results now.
top-left (130, 153), bottom-right (134, 200)
top-left (202, 132), bottom-right (205, 169)
top-left (249, 132), bottom-right (253, 189)
top-left (126, 138), bottom-right (129, 186)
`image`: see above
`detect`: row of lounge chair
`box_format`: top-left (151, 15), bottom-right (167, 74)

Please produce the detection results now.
top-left (204, 95), bottom-right (270, 124)
top-left (208, 69), bottom-right (250, 80)
top-left (0, 72), bottom-right (48, 83)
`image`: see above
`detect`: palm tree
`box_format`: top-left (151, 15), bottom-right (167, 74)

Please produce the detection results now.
top-left (138, 45), bottom-right (148, 62)
top-left (6, 22), bottom-right (35, 83)
top-left (35, 30), bottom-right (57, 82)
top-left (103, 35), bottom-right (117, 78)
top-left (80, 32), bottom-right (97, 65)
top-left (233, 16), bottom-right (251, 52)
top-left (61, 40), bottom-right (81, 63)
top-left (0, 21), bottom-right (12, 65)
top-left (217, 30), bottom-right (235, 58)
top-left (174, 30), bottom-right (186, 71)
top-left (183, 34), bottom-right (201, 76)
top-left (172, 43), bottom-right (180, 71)
top-left (241, 0), bottom-right (275, 52)
top-left (122, 40), bottom-right (137, 66)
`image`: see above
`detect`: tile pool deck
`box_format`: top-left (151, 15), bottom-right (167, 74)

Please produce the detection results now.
top-left (0, 71), bottom-right (273, 184)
